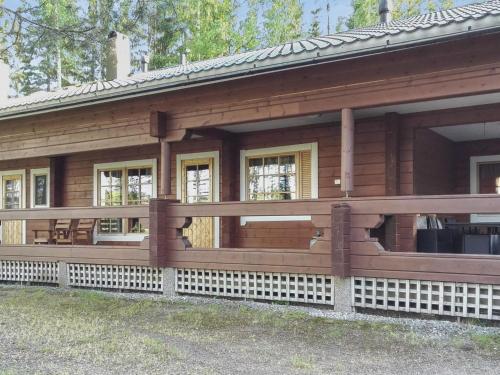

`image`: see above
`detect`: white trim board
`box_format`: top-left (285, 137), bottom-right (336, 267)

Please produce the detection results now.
top-left (239, 142), bottom-right (318, 225)
top-left (0, 169), bottom-right (27, 244)
top-left (93, 159), bottom-right (158, 243)
top-left (176, 151), bottom-right (221, 248)
top-left (470, 154), bottom-right (500, 223)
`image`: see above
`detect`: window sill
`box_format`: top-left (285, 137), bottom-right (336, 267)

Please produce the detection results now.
top-left (240, 215), bottom-right (312, 226)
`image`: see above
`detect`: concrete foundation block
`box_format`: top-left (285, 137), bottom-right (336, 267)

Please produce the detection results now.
top-left (162, 268), bottom-right (176, 297)
top-left (58, 261), bottom-right (69, 288)
top-left (333, 276), bottom-right (353, 312)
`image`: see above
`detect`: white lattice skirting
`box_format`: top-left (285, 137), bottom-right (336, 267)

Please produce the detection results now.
top-left (175, 268), bottom-right (335, 305)
top-left (67, 264), bottom-right (163, 292)
top-left (0, 261), bottom-right (59, 284)
top-left (353, 277), bottom-right (500, 320)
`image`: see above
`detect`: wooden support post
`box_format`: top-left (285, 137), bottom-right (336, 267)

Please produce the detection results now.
top-left (160, 139), bottom-right (171, 199)
top-left (332, 203), bottom-right (351, 277)
top-left (341, 108), bottom-right (354, 196)
top-left (384, 112), bottom-right (401, 253)
top-left (49, 156), bottom-right (65, 207)
top-left (385, 112), bottom-right (400, 196)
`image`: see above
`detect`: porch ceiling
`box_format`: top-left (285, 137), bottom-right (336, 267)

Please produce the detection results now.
top-left (216, 91), bottom-right (500, 134)
top-left (431, 122), bottom-right (500, 142)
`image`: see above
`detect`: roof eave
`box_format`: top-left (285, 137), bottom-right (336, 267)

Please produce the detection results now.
top-left (1, 14), bottom-right (500, 121)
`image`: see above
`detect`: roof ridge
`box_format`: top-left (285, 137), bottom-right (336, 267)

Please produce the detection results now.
top-left (2, 0), bottom-right (500, 116)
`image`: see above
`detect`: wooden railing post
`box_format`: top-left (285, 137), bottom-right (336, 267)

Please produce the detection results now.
top-left (332, 203), bottom-right (351, 277)
top-left (149, 198), bottom-right (170, 267)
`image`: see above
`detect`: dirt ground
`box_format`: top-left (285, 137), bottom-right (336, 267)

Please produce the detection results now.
top-left (0, 286), bottom-right (499, 375)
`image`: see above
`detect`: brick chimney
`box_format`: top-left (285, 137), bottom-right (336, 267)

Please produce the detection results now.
top-left (379, 0), bottom-right (393, 23)
top-left (105, 31), bottom-right (131, 81)
top-left (0, 60), bottom-right (9, 102)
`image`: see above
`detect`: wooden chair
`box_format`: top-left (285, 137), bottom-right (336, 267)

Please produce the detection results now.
top-left (72, 219), bottom-right (96, 245)
top-left (33, 219), bottom-right (74, 245)
top-left (53, 219), bottom-right (74, 245)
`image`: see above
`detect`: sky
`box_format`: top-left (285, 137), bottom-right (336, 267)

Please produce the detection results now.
top-left (4, 0), bottom-right (480, 36)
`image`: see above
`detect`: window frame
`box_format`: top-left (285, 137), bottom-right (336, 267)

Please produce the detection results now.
top-left (239, 143), bottom-right (318, 225)
top-left (470, 155), bottom-right (500, 223)
top-left (93, 159), bottom-right (157, 242)
top-left (30, 168), bottom-right (50, 208)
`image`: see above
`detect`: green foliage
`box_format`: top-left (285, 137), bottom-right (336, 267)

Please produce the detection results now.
top-left (308, 7), bottom-right (322, 37)
top-left (262, 0), bottom-right (304, 45)
top-left (2, 0), bottom-right (461, 96)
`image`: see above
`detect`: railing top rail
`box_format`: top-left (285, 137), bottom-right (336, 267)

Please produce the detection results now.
top-left (0, 205), bottom-right (149, 220)
top-left (165, 194), bottom-right (500, 216)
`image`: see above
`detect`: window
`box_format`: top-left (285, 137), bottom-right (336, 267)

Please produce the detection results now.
top-left (185, 163), bottom-right (211, 203)
top-left (94, 160), bottom-right (157, 238)
top-left (470, 156), bottom-right (500, 223)
top-left (30, 168), bottom-right (50, 208)
top-left (248, 155), bottom-right (297, 200)
top-left (240, 143), bottom-right (318, 224)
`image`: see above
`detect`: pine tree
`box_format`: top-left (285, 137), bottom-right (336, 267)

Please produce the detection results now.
top-left (308, 7), bottom-right (322, 37)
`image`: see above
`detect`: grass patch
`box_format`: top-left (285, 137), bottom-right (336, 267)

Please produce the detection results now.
top-left (0, 286), bottom-right (440, 373)
top-left (470, 333), bottom-right (500, 353)
top-left (291, 355), bottom-right (315, 370)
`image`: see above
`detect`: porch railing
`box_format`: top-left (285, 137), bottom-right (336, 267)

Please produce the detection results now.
top-left (346, 194), bottom-right (500, 284)
top-left (151, 195), bottom-right (500, 283)
top-left (149, 199), bottom-right (334, 274)
top-left (0, 206), bottom-right (150, 266)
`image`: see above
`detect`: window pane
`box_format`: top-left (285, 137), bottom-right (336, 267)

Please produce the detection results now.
top-left (127, 169), bottom-right (140, 185)
top-left (99, 218), bottom-right (122, 233)
top-left (187, 181), bottom-right (197, 197)
top-left (186, 165), bottom-right (198, 182)
top-left (198, 179), bottom-right (210, 196)
top-left (279, 175), bottom-right (291, 192)
top-left (264, 175), bottom-right (280, 193)
top-left (247, 153), bottom-right (298, 201)
top-left (249, 176), bottom-right (264, 195)
top-left (34, 175), bottom-right (48, 206)
top-left (249, 158), bottom-right (263, 175)
top-left (479, 163), bottom-right (500, 194)
top-left (128, 184), bottom-right (140, 204)
top-left (198, 164), bottom-right (209, 179)
top-left (140, 184), bottom-right (153, 203)
top-left (111, 170), bottom-right (122, 185)
top-left (100, 171), bottom-right (111, 186)
top-left (280, 155), bottom-right (295, 174)
top-left (111, 186), bottom-right (122, 205)
top-left (140, 168), bottom-right (153, 184)
top-left (264, 157), bottom-right (279, 175)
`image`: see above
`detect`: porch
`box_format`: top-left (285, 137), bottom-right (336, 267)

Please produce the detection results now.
top-left (2, 93), bottom-right (500, 318)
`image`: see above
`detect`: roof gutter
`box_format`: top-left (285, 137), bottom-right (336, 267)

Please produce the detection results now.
top-left (1, 18), bottom-right (500, 121)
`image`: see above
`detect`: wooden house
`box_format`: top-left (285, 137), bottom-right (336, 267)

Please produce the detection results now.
top-left (1, 0), bottom-right (500, 320)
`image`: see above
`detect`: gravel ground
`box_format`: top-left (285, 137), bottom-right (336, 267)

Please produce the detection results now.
top-left (0, 285), bottom-right (500, 375)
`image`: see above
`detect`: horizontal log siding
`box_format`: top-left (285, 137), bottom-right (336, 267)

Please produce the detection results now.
top-left (63, 144), bottom-right (160, 207)
top-left (1, 33), bottom-right (500, 162)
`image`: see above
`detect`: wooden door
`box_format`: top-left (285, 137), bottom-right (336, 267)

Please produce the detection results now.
top-left (181, 158), bottom-right (214, 248)
top-left (1, 174), bottom-right (23, 244)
